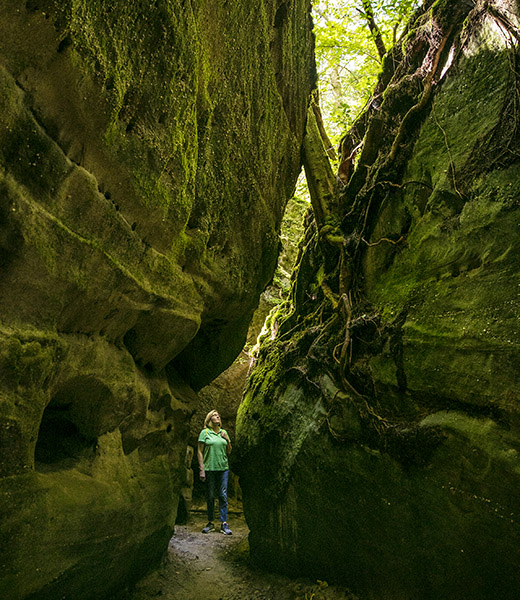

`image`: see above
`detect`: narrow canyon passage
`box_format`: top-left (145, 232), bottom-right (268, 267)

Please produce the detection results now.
top-left (124, 500), bottom-right (357, 600)
top-left (2, 1), bottom-right (520, 599)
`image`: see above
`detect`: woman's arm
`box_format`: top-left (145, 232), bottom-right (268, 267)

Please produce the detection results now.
top-left (197, 442), bottom-right (206, 481)
top-left (220, 431), bottom-right (232, 455)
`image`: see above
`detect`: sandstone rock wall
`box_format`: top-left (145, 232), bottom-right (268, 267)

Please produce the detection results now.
top-left (0, 1), bottom-right (314, 598)
top-left (236, 2), bottom-right (520, 598)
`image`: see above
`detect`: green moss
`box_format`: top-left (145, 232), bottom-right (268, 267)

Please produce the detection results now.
top-left (34, 0), bottom-right (200, 213)
top-left (0, 0), bottom-right (315, 597)
top-left (0, 337), bottom-right (57, 389)
top-left (237, 5), bottom-right (520, 599)
top-left (0, 77), bottom-right (71, 203)
top-left (367, 40), bottom-right (516, 326)
top-left (421, 411), bottom-right (520, 469)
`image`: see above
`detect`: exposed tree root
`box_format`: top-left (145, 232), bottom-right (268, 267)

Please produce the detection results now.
top-left (388, 25), bottom-right (453, 161)
top-left (285, 0), bottom-right (500, 454)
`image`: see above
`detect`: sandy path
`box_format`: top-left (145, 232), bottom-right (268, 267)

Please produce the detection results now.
top-left (124, 510), bottom-right (358, 600)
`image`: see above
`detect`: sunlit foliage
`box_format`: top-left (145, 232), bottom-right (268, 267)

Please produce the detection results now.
top-left (312, 0), bottom-right (421, 145)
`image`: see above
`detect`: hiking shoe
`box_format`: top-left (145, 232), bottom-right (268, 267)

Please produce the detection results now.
top-left (220, 522), bottom-right (232, 535)
top-left (202, 522), bottom-right (215, 534)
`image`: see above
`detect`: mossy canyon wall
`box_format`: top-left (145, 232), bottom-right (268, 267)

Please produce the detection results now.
top-left (0, 1), bottom-right (314, 598)
top-left (236, 1), bottom-right (520, 599)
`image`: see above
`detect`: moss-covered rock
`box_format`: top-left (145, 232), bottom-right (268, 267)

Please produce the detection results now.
top-left (236, 2), bottom-right (520, 598)
top-left (0, 1), bottom-right (314, 598)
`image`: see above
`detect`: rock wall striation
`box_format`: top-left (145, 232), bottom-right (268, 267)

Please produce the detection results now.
top-left (236, 1), bottom-right (520, 598)
top-left (0, 1), bottom-right (314, 598)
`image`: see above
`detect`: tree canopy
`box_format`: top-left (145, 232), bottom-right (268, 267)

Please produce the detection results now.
top-left (312, 0), bottom-right (421, 147)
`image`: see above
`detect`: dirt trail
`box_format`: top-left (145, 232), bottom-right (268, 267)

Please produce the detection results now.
top-left (124, 507), bottom-right (358, 600)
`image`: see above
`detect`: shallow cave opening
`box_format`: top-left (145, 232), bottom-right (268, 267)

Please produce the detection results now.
top-left (34, 399), bottom-right (96, 470)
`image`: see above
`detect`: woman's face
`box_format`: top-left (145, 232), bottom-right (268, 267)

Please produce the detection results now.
top-left (211, 412), bottom-right (221, 426)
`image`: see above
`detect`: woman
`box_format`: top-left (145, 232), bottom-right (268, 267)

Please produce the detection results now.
top-left (197, 410), bottom-right (232, 535)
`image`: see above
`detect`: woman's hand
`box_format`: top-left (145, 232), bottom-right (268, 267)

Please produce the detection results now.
top-left (199, 467), bottom-right (206, 482)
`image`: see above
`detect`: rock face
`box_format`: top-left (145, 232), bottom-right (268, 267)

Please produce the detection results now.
top-left (0, 1), bottom-right (314, 598)
top-left (191, 193), bottom-right (309, 451)
top-left (236, 1), bottom-right (520, 599)
top-left (187, 195), bottom-right (309, 510)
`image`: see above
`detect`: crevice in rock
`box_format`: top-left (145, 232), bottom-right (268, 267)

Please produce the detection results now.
top-left (34, 400), bottom-right (96, 470)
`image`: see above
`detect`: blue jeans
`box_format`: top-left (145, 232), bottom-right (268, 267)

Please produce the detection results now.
top-left (205, 470), bottom-right (229, 523)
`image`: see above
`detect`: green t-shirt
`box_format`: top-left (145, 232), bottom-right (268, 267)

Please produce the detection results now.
top-left (198, 428), bottom-right (230, 471)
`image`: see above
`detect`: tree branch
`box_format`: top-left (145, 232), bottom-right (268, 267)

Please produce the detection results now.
top-left (310, 90), bottom-right (337, 162)
top-left (302, 101), bottom-right (337, 228)
top-left (360, 0), bottom-right (387, 61)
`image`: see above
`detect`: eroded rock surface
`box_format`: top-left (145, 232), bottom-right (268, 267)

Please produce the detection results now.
top-left (0, 1), bottom-right (314, 598)
top-left (191, 193), bottom-right (309, 453)
top-left (236, 2), bottom-right (520, 598)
